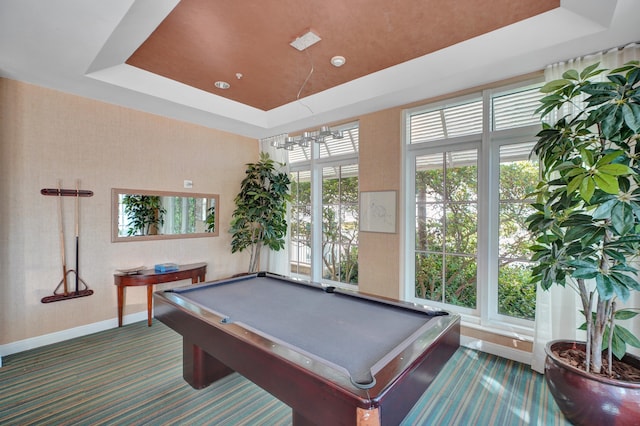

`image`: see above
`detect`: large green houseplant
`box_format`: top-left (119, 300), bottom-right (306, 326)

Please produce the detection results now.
top-left (230, 152), bottom-right (291, 273)
top-left (527, 61), bottom-right (640, 423)
top-left (122, 194), bottom-right (166, 236)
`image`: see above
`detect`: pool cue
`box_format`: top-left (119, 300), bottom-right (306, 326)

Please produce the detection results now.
top-left (58, 180), bottom-right (69, 296)
top-left (74, 179), bottom-right (80, 294)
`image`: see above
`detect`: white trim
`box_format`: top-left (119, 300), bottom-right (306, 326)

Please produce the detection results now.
top-left (0, 312), bottom-right (147, 367)
top-left (461, 335), bottom-right (533, 366)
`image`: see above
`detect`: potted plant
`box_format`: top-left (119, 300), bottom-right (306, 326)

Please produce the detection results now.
top-left (230, 152), bottom-right (291, 273)
top-left (122, 194), bottom-right (166, 236)
top-left (527, 61), bottom-right (640, 424)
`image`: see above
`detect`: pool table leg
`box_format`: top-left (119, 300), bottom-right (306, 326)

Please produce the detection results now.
top-left (183, 339), bottom-right (234, 389)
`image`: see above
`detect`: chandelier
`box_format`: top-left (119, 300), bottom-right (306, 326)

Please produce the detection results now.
top-left (263, 126), bottom-right (344, 150)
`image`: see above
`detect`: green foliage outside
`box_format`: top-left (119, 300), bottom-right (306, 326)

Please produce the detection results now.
top-left (322, 173), bottom-right (359, 284)
top-left (498, 263), bottom-right (536, 320)
top-left (290, 158), bottom-right (538, 319)
top-left (414, 154), bottom-right (538, 319)
top-left (498, 160), bottom-right (540, 320)
top-left (415, 160), bottom-right (479, 310)
top-left (290, 173), bottom-right (359, 285)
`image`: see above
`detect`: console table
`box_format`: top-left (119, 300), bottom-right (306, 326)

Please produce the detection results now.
top-left (114, 262), bottom-right (207, 327)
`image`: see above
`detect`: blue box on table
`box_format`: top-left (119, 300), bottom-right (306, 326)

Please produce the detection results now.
top-left (155, 263), bottom-right (179, 273)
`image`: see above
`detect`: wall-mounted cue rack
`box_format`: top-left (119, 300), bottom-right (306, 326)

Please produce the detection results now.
top-left (41, 188), bottom-right (94, 197)
top-left (40, 181), bottom-right (94, 303)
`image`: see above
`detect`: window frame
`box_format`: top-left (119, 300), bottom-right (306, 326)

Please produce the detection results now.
top-left (288, 122), bottom-right (360, 288)
top-left (407, 137), bottom-right (482, 318)
top-left (403, 80), bottom-right (543, 335)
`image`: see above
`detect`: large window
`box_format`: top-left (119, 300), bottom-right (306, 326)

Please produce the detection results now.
top-left (406, 83), bottom-right (542, 331)
top-left (415, 149), bottom-right (478, 309)
top-left (288, 123), bottom-right (360, 286)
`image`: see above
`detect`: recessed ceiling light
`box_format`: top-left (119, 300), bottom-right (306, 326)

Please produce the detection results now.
top-left (214, 81), bottom-right (230, 89)
top-left (331, 56), bottom-right (346, 67)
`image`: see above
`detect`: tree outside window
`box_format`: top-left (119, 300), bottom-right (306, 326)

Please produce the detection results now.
top-left (415, 150), bottom-right (478, 309)
top-left (322, 165), bottom-right (359, 284)
top-left (497, 143), bottom-right (538, 320)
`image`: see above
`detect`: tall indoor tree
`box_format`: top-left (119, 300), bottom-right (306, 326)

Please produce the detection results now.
top-left (527, 61), bottom-right (640, 375)
top-left (230, 152), bottom-right (291, 273)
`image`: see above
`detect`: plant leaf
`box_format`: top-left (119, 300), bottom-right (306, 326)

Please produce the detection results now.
top-left (595, 274), bottom-right (615, 300)
top-left (623, 103), bottom-right (640, 132)
top-left (615, 325), bottom-right (640, 349)
top-left (593, 173), bottom-right (619, 194)
top-left (562, 69), bottom-right (580, 81)
top-left (580, 176), bottom-right (595, 201)
top-left (592, 199), bottom-right (617, 219)
top-left (614, 309), bottom-right (639, 320)
top-left (611, 202), bottom-right (634, 235)
top-left (610, 329), bottom-right (627, 360)
top-left (598, 163), bottom-right (631, 176)
top-left (540, 79), bottom-right (571, 93)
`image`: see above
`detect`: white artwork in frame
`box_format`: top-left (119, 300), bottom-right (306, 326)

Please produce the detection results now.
top-left (360, 191), bottom-right (397, 233)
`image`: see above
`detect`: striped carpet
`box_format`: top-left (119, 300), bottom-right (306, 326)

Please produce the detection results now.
top-left (0, 321), bottom-right (569, 425)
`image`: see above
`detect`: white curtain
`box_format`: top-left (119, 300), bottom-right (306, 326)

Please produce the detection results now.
top-left (259, 139), bottom-right (291, 276)
top-left (531, 43), bottom-right (640, 373)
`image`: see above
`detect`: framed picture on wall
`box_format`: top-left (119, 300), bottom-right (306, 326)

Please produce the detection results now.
top-left (359, 191), bottom-right (397, 233)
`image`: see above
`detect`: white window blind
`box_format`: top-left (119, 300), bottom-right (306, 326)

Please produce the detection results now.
top-left (409, 100), bottom-right (483, 144)
top-left (492, 86), bottom-right (544, 131)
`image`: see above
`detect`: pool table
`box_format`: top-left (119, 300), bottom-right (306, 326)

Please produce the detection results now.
top-left (154, 272), bottom-right (460, 426)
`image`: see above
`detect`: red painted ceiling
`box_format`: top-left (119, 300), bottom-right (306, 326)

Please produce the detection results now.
top-left (127, 0), bottom-right (559, 111)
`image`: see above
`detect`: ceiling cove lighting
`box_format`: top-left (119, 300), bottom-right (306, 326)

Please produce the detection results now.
top-left (262, 126), bottom-right (344, 150)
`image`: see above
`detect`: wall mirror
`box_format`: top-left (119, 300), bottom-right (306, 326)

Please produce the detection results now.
top-left (112, 188), bottom-right (219, 242)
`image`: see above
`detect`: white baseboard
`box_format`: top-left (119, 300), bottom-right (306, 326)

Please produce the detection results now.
top-left (0, 312), bottom-right (147, 367)
top-left (461, 335), bottom-right (533, 365)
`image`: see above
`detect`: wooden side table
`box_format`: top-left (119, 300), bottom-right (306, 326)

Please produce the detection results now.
top-left (114, 262), bottom-right (207, 327)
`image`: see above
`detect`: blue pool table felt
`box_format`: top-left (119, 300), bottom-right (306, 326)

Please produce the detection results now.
top-left (172, 276), bottom-right (439, 386)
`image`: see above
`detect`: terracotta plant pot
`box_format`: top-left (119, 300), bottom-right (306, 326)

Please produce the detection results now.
top-left (544, 340), bottom-right (640, 426)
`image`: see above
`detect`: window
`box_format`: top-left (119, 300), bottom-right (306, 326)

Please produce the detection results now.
top-left (290, 170), bottom-right (312, 278)
top-left (497, 142), bottom-right (538, 320)
top-left (415, 149), bottom-right (478, 310)
top-left (322, 164), bottom-right (359, 283)
top-left (406, 82), bottom-right (542, 331)
top-left (288, 123), bottom-right (360, 286)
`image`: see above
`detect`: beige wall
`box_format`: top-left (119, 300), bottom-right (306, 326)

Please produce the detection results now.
top-left (0, 78), bottom-right (256, 344)
top-left (357, 108), bottom-right (403, 299)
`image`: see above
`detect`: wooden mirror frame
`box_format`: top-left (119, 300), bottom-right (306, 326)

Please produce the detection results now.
top-left (111, 188), bottom-right (220, 242)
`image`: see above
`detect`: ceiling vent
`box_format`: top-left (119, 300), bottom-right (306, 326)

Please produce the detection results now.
top-left (290, 31), bottom-right (321, 51)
